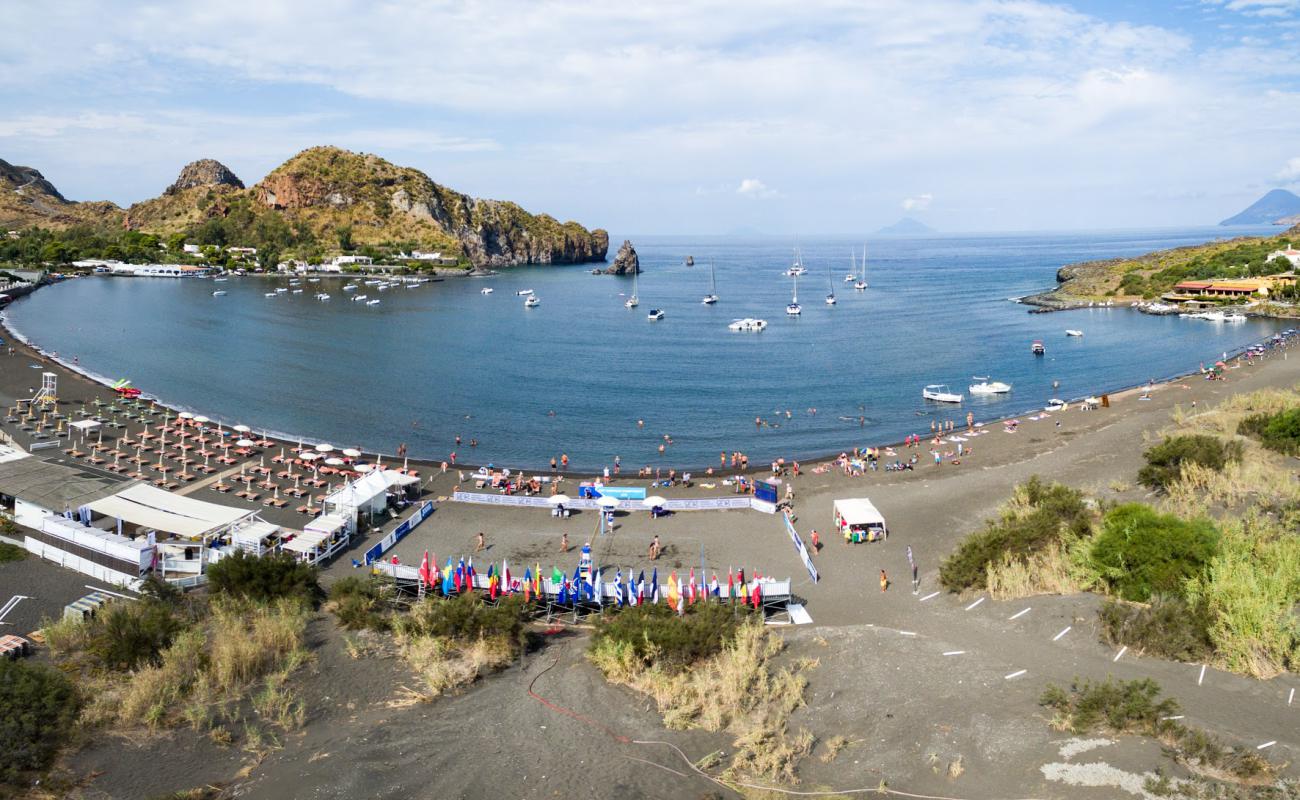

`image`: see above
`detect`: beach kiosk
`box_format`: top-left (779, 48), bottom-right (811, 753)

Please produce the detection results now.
top-left (833, 498), bottom-right (887, 544)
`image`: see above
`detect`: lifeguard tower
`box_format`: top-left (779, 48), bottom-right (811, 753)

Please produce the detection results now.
top-left (32, 372), bottom-right (58, 409)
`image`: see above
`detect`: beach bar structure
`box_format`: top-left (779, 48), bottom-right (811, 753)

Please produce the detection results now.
top-left (323, 469), bottom-right (420, 532)
top-left (832, 497), bottom-right (888, 543)
top-left (281, 513), bottom-right (351, 565)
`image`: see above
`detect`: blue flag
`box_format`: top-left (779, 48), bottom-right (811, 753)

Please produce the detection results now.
top-left (651, 567), bottom-right (660, 604)
top-left (614, 568), bottom-right (624, 606)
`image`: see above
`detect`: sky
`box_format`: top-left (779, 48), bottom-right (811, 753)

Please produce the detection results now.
top-left (3, 0), bottom-right (1300, 234)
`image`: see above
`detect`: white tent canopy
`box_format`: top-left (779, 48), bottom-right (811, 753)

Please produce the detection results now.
top-left (305, 513), bottom-right (348, 536)
top-left (70, 419), bottom-right (101, 432)
top-left (324, 469), bottom-right (415, 515)
top-left (88, 483), bottom-right (255, 539)
top-left (832, 498), bottom-right (887, 533)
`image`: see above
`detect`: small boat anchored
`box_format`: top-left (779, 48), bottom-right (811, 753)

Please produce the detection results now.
top-left (786, 273), bottom-right (802, 316)
top-left (647, 308), bottom-right (665, 321)
top-left (702, 260), bottom-right (718, 305)
top-left (626, 267), bottom-right (639, 308)
top-left (481, 287), bottom-right (494, 295)
top-left (923, 384), bottom-right (964, 403)
top-left (517, 289), bottom-right (534, 296)
top-left (728, 318), bottom-right (768, 332)
top-left (968, 377), bottom-right (1012, 395)
top-left (854, 244), bottom-right (868, 291)
top-left (525, 295), bottom-right (540, 308)
top-left (366, 299), bottom-right (381, 306)
top-left (211, 290), bottom-right (227, 297)
top-left (825, 263), bottom-right (836, 305)
top-left (1032, 340), bottom-right (1045, 355)
top-left (1065, 329), bottom-right (1083, 337)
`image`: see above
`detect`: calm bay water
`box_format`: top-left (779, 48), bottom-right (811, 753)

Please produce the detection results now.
top-left (8, 228), bottom-right (1287, 469)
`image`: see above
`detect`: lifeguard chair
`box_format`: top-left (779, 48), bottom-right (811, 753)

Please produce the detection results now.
top-left (32, 372), bottom-right (58, 409)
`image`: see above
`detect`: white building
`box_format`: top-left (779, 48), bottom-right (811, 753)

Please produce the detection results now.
top-left (182, 243), bottom-right (202, 254)
top-left (409, 250), bottom-right (443, 261)
top-left (332, 255), bottom-right (374, 268)
top-left (1267, 247), bottom-right (1300, 268)
top-left (108, 263), bottom-right (212, 278)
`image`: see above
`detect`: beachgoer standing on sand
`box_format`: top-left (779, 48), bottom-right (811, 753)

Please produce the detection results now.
top-left (810, 529), bottom-right (820, 552)
top-left (450, 451), bottom-right (457, 465)
top-left (880, 569), bottom-right (888, 592)
top-left (560, 532), bottom-right (569, 552)
top-left (648, 535), bottom-right (661, 561)
top-left (475, 531), bottom-right (486, 552)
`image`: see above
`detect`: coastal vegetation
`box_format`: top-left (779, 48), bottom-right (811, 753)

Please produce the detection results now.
top-left (1040, 677), bottom-right (1275, 784)
top-left (0, 659), bottom-right (79, 794)
top-left (942, 385), bottom-right (1300, 678)
top-left (1237, 405), bottom-right (1300, 456)
top-left (588, 605), bottom-right (817, 785)
top-left (34, 561), bottom-right (321, 778)
top-left (0, 540), bottom-right (24, 563)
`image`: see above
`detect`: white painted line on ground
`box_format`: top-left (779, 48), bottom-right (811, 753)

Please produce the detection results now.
top-left (965, 597), bottom-right (985, 611)
top-left (1198, 664), bottom-right (1207, 686)
top-left (898, 631), bottom-right (917, 637)
top-left (1009, 607), bottom-right (1031, 620)
top-left (1289, 688), bottom-right (1294, 707)
top-left (1257, 741), bottom-right (1276, 750)
top-left (1113, 646), bottom-right (1128, 662)
top-left (1052, 626), bottom-right (1072, 642)
top-left (1161, 715), bottom-right (1185, 721)
top-left (942, 650), bottom-right (966, 656)
top-left (919, 591), bottom-right (940, 602)
top-left (1005, 669), bottom-right (1027, 680)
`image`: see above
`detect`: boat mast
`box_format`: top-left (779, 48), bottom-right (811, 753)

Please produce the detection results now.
top-left (710, 260), bottom-right (716, 296)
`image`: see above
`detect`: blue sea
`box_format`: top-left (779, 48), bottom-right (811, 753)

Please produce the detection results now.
top-left (8, 227), bottom-right (1288, 470)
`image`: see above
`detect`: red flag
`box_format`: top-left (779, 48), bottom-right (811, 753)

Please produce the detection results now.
top-left (751, 581), bottom-right (762, 609)
top-left (687, 568), bottom-right (696, 604)
top-left (727, 568), bottom-right (735, 601)
top-left (418, 550), bottom-right (432, 587)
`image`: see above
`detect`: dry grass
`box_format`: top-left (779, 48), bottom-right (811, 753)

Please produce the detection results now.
top-left (985, 541), bottom-right (1095, 600)
top-left (399, 634), bottom-right (514, 698)
top-left (591, 620), bottom-right (816, 785)
top-left (819, 735), bottom-right (849, 763)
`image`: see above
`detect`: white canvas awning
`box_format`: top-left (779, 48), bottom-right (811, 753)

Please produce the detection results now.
top-left (88, 483), bottom-right (254, 539)
top-left (231, 521), bottom-right (279, 546)
top-left (305, 513), bottom-right (347, 536)
top-left (70, 419), bottom-right (101, 432)
top-left (833, 498), bottom-right (886, 528)
top-left (85, 494), bottom-right (214, 538)
top-left (115, 484), bottom-right (251, 527)
top-left (282, 529), bottom-right (330, 554)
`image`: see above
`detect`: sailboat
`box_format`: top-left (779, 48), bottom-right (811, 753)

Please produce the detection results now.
top-left (844, 250), bottom-right (857, 282)
top-left (854, 244), bottom-right (868, 291)
top-left (702, 260), bottom-right (718, 304)
top-left (786, 247), bottom-right (808, 277)
top-left (786, 273), bottom-right (802, 315)
top-left (625, 266), bottom-right (639, 308)
top-left (825, 263), bottom-right (836, 305)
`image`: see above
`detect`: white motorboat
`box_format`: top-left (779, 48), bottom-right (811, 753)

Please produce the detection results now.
top-left (343, 284), bottom-right (358, 291)
top-left (366, 299), bottom-right (381, 306)
top-left (786, 273), bottom-right (802, 315)
top-left (481, 287), bottom-right (494, 295)
top-left (923, 384), bottom-right (964, 403)
top-left (647, 308), bottom-right (665, 321)
top-left (315, 293), bottom-right (330, 300)
top-left (211, 290), bottom-right (227, 297)
top-left (291, 288), bottom-right (304, 294)
top-left (352, 294), bottom-right (368, 301)
top-left (517, 289), bottom-right (534, 296)
top-left (1065, 329), bottom-right (1083, 337)
top-left (1223, 312), bottom-right (1247, 323)
top-left (701, 260), bottom-right (718, 304)
top-left (626, 266), bottom-right (639, 308)
top-left (1046, 398), bottom-right (1067, 411)
top-left (728, 318), bottom-right (768, 332)
top-left (275, 287), bottom-right (288, 293)
top-left (968, 378), bottom-right (1012, 395)
top-left (307, 278), bottom-right (320, 283)
top-left (525, 295), bottom-right (540, 307)
top-left (212, 277), bottom-right (228, 283)
top-left (264, 292), bottom-right (277, 298)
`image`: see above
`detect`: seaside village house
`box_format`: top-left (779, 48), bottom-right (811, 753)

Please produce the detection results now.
top-left (0, 447), bottom-right (416, 588)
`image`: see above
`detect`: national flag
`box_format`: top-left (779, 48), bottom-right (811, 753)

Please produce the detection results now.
top-left (710, 572), bottom-right (720, 598)
top-left (523, 568), bottom-right (533, 602)
top-left (535, 563), bottom-right (542, 596)
top-left (502, 560), bottom-right (511, 592)
top-left (727, 568), bottom-right (735, 601)
top-left (687, 568), bottom-right (696, 604)
top-left (557, 579), bottom-right (569, 605)
top-left (650, 568), bottom-right (660, 604)
top-left (636, 570), bottom-right (646, 605)
top-left (591, 568), bottom-right (602, 605)
top-left (667, 572), bottom-right (679, 607)
top-left (751, 581), bottom-right (762, 610)
top-left (442, 559), bottom-right (454, 595)
top-left (552, 565), bottom-right (564, 586)
top-left (418, 550), bottom-right (432, 587)
top-left (740, 568), bottom-right (749, 603)
top-left (615, 568), bottom-right (624, 606)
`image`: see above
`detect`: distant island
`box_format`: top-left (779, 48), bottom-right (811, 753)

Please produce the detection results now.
top-left (876, 217), bottom-right (936, 236)
top-left (1219, 188), bottom-right (1300, 226)
top-left (0, 147), bottom-right (608, 269)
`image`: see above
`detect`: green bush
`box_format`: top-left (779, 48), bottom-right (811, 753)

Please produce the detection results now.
top-left (1092, 504), bottom-right (1219, 602)
top-left (1041, 676), bottom-right (1176, 735)
top-left (0, 541), bottom-right (24, 563)
top-left (589, 602), bottom-right (752, 672)
top-left (1098, 596), bottom-right (1214, 662)
top-left (1238, 407), bottom-right (1300, 456)
top-left (396, 592), bottom-right (527, 651)
top-left (0, 659), bottom-right (80, 788)
top-left (939, 477), bottom-right (1092, 592)
top-left (328, 577), bottom-right (390, 631)
top-left (206, 552), bottom-right (322, 605)
top-left (90, 599), bottom-right (184, 671)
top-left (1138, 434), bottom-right (1242, 492)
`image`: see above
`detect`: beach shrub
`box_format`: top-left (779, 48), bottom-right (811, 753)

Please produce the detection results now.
top-left (0, 541), bottom-right (24, 563)
top-left (939, 477), bottom-right (1094, 593)
top-left (1138, 435), bottom-right (1241, 492)
top-left (1091, 504), bottom-right (1219, 602)
top-left (206, 552), bottom-right (322, 605)
top-left (1238, 406), bottom-right (1300, 456)
top-left (395, 592), bottom-right (528, 651)
top-left (590, 602), bottom-right (752, 674)
top-left (90, 599), bottom-right (185, 671)
top-left (327, 576), bottom-right (390, 631)
top-left (0, 659), bottom-right (80, 789)
top-left (1184, 517), bottom-right (1300, 678)
top-left (1098, 596), bottom-right (1214, 662)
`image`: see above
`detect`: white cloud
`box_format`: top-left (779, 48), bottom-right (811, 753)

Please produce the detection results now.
top-left (737, 178), bottom-right (778, 198)
top-left (1278, 157), bottom-right (1300, 183)
top-left (902, 193), bottom-right (933, 211)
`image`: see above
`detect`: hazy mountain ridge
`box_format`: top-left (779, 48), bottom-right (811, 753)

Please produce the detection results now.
top-left (1219, 189), bottom-right (1300, 226)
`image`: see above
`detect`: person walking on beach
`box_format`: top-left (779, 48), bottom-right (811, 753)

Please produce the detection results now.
top-left (560, 532), bottom-right (569, 553)
top-left (475, 531), bottom-right (486, 553)
top-left (648, 535), bottom-right (661, 561)
top-left (810, 529), bottom-right (820, 553)
top-left (880, 569), bottom-right (889, 592)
